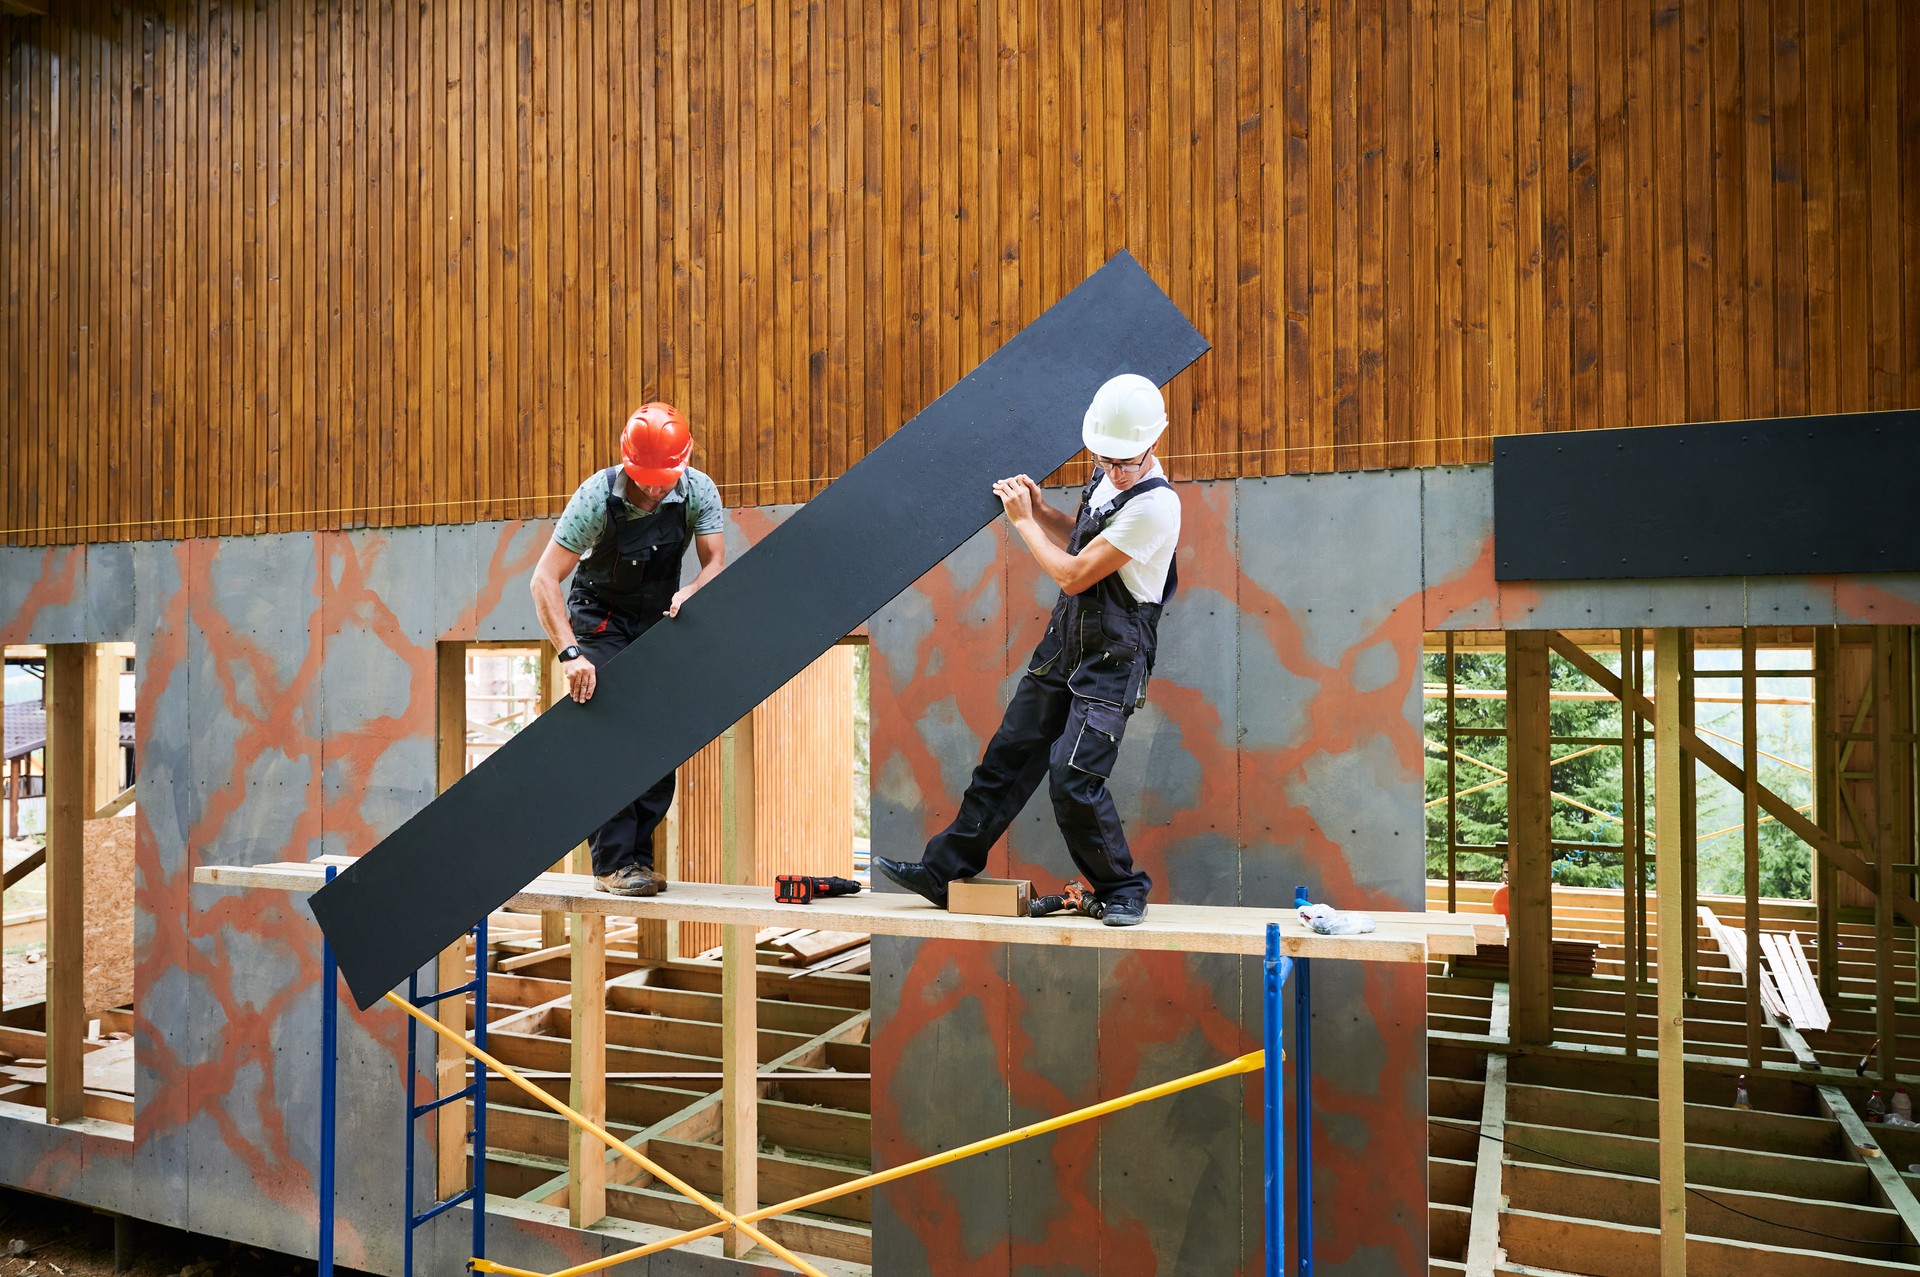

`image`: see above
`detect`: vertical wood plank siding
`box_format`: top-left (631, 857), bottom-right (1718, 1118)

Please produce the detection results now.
top-left (675, 643), bottom-right (857, 956)
top-left (1, 2), bottom-right (1916, 545)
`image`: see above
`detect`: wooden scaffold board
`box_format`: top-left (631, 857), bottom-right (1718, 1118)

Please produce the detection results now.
top-left (197, 859), bottom-right (1499, 965)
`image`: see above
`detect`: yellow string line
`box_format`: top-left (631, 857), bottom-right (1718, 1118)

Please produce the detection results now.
top-left (471, 1048), bottom-right (1268, 1277)
top-left (382, 991), bottom-right (827, 1277)
top-left (0, 429), bottom-right (1511, 540)
top-left (1691, 723), bottom-right (1814, 776)
top-left (1420, 742), bottom-right (1611, 809)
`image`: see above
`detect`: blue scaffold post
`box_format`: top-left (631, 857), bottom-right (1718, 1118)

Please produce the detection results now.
top-left (403, 919), bottom-right (491, 1276)
top-left (1263, 921), bottom-right (1291, 1277)
top-left (319, 865), bottom-right (339, 1277)
top-left (1294, 952), bottom-right (1314, 1277)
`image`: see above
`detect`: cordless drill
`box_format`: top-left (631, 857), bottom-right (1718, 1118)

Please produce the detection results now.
top-left (775, 874), bottom-right (863, 905)
top-left (1029, 879), bottom-right (1102, 919)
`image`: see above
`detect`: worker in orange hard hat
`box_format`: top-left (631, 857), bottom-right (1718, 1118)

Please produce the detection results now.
top-left (530, 401), bottom-right (728, 897)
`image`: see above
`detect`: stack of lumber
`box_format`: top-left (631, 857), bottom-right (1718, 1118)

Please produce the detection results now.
top-left (1452, 939), bottom-right (1598, 980)
top-left (696, 926), bottom-right (872, 976)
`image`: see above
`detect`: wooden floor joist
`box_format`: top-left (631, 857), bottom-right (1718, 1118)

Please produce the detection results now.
top-left (1464, 988), bottom-right (1511, 1277)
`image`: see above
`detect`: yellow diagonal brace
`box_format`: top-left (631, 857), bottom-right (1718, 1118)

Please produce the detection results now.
top-left (383, 991), bottom-right (826, 1277)
top-left (474, 1048), bottom-right (1268, 1277)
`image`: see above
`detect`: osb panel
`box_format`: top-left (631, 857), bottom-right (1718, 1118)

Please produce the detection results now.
top-left (81, 814), bottom-right (135, 1015)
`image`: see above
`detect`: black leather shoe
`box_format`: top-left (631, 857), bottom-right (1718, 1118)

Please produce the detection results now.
top-left (874, 856), bottom-right (948, 908)
top-left (1101, 899), bottom-right (1146, 927)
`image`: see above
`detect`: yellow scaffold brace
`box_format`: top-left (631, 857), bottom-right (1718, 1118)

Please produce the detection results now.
top-left (383, 991), bottom-right (830, 1277)
top-left (462, 1037), bottom-right (1268, 1277)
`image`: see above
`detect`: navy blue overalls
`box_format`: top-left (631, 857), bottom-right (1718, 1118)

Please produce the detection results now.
top-left (922, 470), bottom-right (1177, 905)
top-left (568, 465), bottom-right (693, 877)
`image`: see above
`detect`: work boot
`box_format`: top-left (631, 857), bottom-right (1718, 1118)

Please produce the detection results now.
top-left (594, 865), bottom-right (667, 898)
top-left (1101, 899), bottom-right (1146, 928)
top-left (873, 856), bottom-right (948, 908)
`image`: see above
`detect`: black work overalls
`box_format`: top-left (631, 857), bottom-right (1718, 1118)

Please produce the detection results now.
top-left (568, 466), bottom-right (693, 876)
top-left (922, 470), bottom-right (1177, 906)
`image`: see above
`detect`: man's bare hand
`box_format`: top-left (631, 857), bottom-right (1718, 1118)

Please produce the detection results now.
top-left (992, 474), bottom-right (1036, 522)
top-left (564, 655), bottom-right (597, 703)
top-left (666, 584), bottom-right (699, 618)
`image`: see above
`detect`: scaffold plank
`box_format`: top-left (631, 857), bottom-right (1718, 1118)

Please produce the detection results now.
top-left (197, 859), bottom-right (1491, 963)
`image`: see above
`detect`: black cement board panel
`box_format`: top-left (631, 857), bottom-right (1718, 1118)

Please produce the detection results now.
top-left (311, 252), bottom-right (1209, 1009)
top-left (1493, 411), bottom-right (1920, 582)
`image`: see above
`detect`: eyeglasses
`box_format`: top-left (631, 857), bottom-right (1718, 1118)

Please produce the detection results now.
top-left (1092, 453), bottom-right (1152, 474)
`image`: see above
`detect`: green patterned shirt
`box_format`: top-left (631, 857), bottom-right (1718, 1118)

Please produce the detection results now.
top-left (552, 467), bottom-right (725, 554)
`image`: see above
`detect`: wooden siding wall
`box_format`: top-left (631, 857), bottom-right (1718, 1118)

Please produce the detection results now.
top-left (676, 643), bottom-right (855, 954)
top-left (1, 1), bottom-right (1917, 546)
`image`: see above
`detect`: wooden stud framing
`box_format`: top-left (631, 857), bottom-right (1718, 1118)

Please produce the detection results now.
top-left (1814, 627), bottom-right (1840, 1004)
top-left (1743, 629), bottom-right (1763, 1073)
top-left (1551, 633), bottom-right (1920, 929)
top-left (719, 713), bottom-right (758, 1258)
top-left (1873, 627), bottom-right (1897, 1092)
top-left (1507, 632), bottom-right (1553, 1046)
top-left (89, 645), bottom-right (120, 810)
top-left (1, 644), bottom-right (6, 1001)
top-left (1446, 631), bottom-right (1458, 913)
top-left (43, 643), bottom-right (90, 1124)
top-left (433, 640), bottom-right (474, 1194)
top-left (567, 910), bottom-right (607, 1227)
top-left (1464, 986), bottom-right (1510, 1277)
top-left (1652, 629), bottom-right (1687, 1275)
top-left (1680, 628), bottom-right (1699, 998)
top-left (1623, 628), bottom-right (1643, 1058)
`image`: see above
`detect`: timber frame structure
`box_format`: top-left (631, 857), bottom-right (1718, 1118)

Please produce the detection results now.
top-left (1424, 627), bottom-right (1920, 1275)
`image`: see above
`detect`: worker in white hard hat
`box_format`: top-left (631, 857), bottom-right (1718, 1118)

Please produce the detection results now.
top-left (875, 373), bottom-right (1182, 927)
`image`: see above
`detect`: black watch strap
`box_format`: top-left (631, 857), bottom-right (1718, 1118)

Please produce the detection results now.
top-left (557, 645), bottom-right (583, 663)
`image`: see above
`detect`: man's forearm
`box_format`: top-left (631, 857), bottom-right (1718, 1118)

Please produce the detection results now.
top-left (1032, 498), bottom-right (1074, 547)
top-left (1010, 516), bottom-right (1081, 592)
top-left (531, 575), bottom-right (577, 652)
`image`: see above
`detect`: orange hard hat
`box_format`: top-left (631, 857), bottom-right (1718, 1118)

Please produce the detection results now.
top-left (620, 402), bottom-right (693, 486)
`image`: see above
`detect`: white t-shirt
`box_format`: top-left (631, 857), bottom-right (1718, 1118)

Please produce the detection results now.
top-left (1085, 460), bottom-right (1181, 604)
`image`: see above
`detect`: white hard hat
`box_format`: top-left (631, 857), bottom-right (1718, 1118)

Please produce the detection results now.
top-left (1081, 373), bottom-right (1168, 459)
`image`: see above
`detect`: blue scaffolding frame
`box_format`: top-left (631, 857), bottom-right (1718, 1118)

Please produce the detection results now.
top-left (311, 893), bottom-right (1320, 1276)
top-left (1265, 919), bottom-right (1315, 1277)
top-left (317, 861), bottom-right (490, 1277)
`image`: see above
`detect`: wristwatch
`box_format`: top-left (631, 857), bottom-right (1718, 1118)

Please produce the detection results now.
top-left (557, 645), bottom-right (583, 663)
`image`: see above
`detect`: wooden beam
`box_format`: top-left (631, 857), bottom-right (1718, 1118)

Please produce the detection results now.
top-left (1465, 986), bottom-right (1511, 1277)
top-left (720, 713), bottom-right (758, 1258)
top-left (90, 786), bottom-right (135, 820)
top-left (1552, 632), bottom-right (1920, 929)
top-left (1873, 628), bottom-right (1897, 1093)
top-left (1814, 629), bottom-right (1841, 1003)
top-left (2, 846), bottom-right (45, 891)
top-left (43, 644), bottom-right (90, 1123)
top-left (1653, 629), bottom-right (1687, 1275)
top-left (1818, 1083), bottom-right (1920, 1265)
top-left (1743, 629), bottom-right (1763, 1074)
top-left (198, 860), bottom-right (1484, 961)
top-left (567, 911), bottom-right (607, 1227)
top-left (1623, 629), bottom-right (1643, 1058)
top-left (1507, 633), bottom-right (1553, 1046)
top-left (434, 641), bottom-right (473, 1195)
top-left (1500, 1205), bottom-right (1916, 1277)
top-left (89, 646), bottom-right (120, 812)
top-left (1680, 630), bottom-right (1699, 997)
